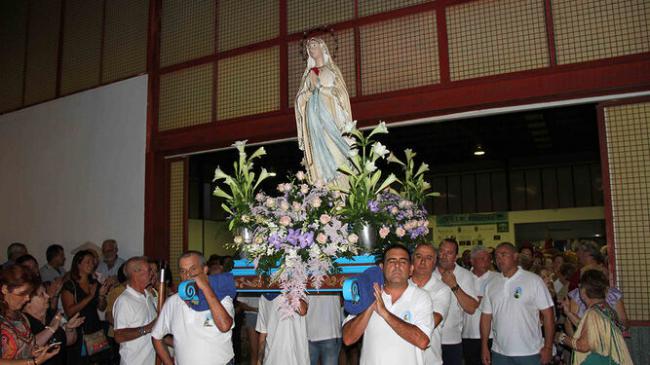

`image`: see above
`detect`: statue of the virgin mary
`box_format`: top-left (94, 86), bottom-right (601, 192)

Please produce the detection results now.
top-left (295, 38), bottom-right (353, 185)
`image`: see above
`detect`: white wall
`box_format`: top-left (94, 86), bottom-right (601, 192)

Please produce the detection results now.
top-left (0, 75), bottom-right (148, 267)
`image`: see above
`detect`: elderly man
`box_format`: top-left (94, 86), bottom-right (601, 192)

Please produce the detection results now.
top-left (480, 242), bottom-right (555, 365)
top-left (568, 241), bottom-right (604, 291)
top-left (433, 239), bottom-right (479, 365)
top-left (343, 244), bottom-right (433, 365)
top-left (97, 239), bottom-right (126, 279)
top-left (409, 243), bottom-right (451, 365)
top-left (113, 256), bottom-right (158, 365)
top-left (152, 251), bottom-right (235, 365)
top-left (462, 245), bottom-right (498, 365)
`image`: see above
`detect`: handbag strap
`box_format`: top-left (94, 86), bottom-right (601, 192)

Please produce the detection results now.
top-left (69, 279), bottom-right (85, 336)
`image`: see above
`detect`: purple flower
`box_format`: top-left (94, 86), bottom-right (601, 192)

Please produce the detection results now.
top-left (298, 231), bottom-right (314, 248)
top-left (286, 229), bottom-right (301, 246)
top-left (269, 233), bottom-right (283, 249)
top-left (367, 200), bottom-right (380, 213)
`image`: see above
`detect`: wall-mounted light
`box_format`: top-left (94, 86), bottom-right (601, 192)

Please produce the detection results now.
top-left (473, 144), bottom-right (485, 156)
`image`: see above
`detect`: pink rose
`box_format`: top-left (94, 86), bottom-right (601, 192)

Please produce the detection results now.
top-left (310, 197), bottom-right (322, 208)
top-left (395, 227), bottom-right (406, 238)
top-left (319, 214), bottom-right (332, 225)
top-left (379, 226), bottom-right (390, 239)
top-left (292, 202), bottom-right (302, 212)
top-left (316, 233), bottom-right (328, 244)
top-left (348, 234), bottom-right (359, 244)
top-left (300, 184), bottom-right (309, 195)
top-left (279, 216), bottom-right (292, 226)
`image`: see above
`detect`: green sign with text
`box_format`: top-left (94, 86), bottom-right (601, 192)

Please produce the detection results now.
top-left (436, 212), bottom-right (508, 227)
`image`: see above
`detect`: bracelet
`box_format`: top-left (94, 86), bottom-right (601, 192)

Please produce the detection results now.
top-left (451, 284), bottom-right (460, 292)
top-left (45, 326), bottom-right (56, 334)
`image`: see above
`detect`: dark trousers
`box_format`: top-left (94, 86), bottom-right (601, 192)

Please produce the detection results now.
top-left (442, 343), bottom-right (463, 365)
top-left (463, 338), bottom-right (492, 365)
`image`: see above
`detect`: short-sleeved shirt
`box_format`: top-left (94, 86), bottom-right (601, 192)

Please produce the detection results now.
top-left (409, 276), bottom-right (451, 365)
top-left (256, 296), bottom-right (310, 365)
top-left (306, 294), bottom-right (342, 342)
top-left (432, 264), bottom-right (478, 344)
top-left (480, 267), bottom-right (554, 356)
top-left (343, 284), bottom-right (434, 365)
top-left (152, 293), bottom-right (234, 365)
top-left (113, 285), bottom-right (158, 365)
top-left (96, 257), bottom-right (126, 279)
top-left (40, 264), bottom-right (64, 283)
top-left (462, 270), bottom-right (498, 339)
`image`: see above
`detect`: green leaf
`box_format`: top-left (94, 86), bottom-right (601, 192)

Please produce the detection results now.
top-left (337, 163), bottom-right (355, 176)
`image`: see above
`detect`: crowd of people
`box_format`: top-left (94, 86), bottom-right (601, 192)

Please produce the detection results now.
top-left (0, 238), bottom-right (633, 365)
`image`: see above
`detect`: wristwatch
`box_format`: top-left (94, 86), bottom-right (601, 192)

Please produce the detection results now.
top-left (451, 284), bottom-right (460, 292)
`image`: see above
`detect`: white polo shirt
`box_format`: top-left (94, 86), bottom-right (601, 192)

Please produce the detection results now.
top-left (306, 294), bottom-right (342, 341)
top-left (480, 267), bottom-right (554, 357)
top-left (409, 276), bottom-right (451, 365)
top-left (432, 264), bottom-right (477, 344)
top-left (343, 284), bottom-right (434, 365)
top-left (152, 293), bottom-right (235, 365)
top-left (462, 270), bottom-right (498, 339)
top-left (113, 285), bottom-right (158, 365)
top-left (256, 295), bottom-right (309, 365)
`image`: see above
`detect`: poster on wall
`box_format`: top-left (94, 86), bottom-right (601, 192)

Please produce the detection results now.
top-left (434, 212), bottom-right (509, 248)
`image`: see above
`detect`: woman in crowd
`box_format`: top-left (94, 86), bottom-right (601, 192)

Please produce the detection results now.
top-left (559, 270), bottom-right (632, 364)
top-left (16, 256), bottom-right (62, 313)
top-left (23, 284), bottom-right (84, 365)
top-left (1, 264), bottom-right (61, 364)
top-left (61, 251), bottom-right (111, 365)
top-left (563, 268), bottom-right (628, 332)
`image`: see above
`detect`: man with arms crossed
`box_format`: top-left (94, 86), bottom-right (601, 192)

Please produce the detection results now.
top-left (342, 244), bottom-right (434, 365)
top-left (480, 242), bottom-right (555, 365)
top-left (152, 251), bottom-right (235, 365)
top-left (409, 243), bottom-right (452, 365)
top-left (113, 256), bottom-right (157, 365)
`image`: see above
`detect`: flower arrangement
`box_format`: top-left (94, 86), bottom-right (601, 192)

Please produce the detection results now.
top-left (337, 122), bottom-right (399, 229)
top-left (212, 141), bottom-right (276, 231)
top-left (388, 148), bottom-right (440, 206)
top-left (213, 124), bottom-right (439, 314)
top-left (234, 173), bottom-right (359, 316)
top-left (376, 191), bottom-right (431, 250)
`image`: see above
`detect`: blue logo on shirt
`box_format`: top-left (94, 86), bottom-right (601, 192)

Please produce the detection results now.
top-left (513, 286), bottom-right (523, 299)
top-left (402, 310), bottom-right (412, 322)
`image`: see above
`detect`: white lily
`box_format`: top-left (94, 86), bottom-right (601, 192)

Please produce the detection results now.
top-left (371, 142), bottom-right (389, 159)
